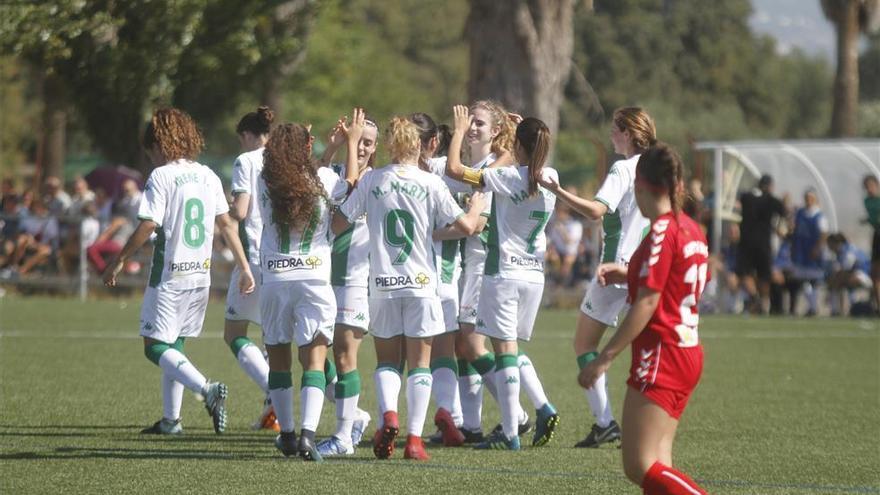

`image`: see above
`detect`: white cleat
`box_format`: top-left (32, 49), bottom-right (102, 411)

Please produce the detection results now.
top-left (351, 408), bottom-right (371, 446)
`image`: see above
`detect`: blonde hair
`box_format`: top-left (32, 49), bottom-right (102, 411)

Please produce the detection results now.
top-left (612, 107), bottom-right (657, 153)
top-left (470, 100), bottom-right (514, 155)
top-left (386, 117), bottom-right (421, 164)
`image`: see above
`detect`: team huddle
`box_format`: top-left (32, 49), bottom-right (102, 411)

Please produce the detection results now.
top-left (102, 102), bottom-right (711, 495)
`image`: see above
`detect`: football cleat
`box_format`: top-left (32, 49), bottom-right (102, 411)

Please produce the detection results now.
top-left (574, 420), bottom-right (621, 448)
top-left (140, 418), bottom-right (182, 435)
top-left (403, 434), bottom-right (430, 460)
top-left (532, 403), bottom-right (560, 447)
top-left (372, 411), bottom-right (399, 460)
top-left (427, 429), bottom-right (444, 444)
top-left (316, 435), bottom-right (355, 457)
top-left (460, 428), bottom-right (485, 444)
top-left (253, 396), bottom-right (280, 432)
top-left (202, 381), bottom-right (228, 434)
top-left (351, 408), bottom-right (371, 446)
top-left (298, 432), bottom-right (323, 462)
top-left (474, 431), bottom-right (521, 451)
top-left (434, 408), bottom-right (465, 447)
top-left (491, 416), bottom-right (532, 438)
top-left (275, 431), bottom-right (298, 457)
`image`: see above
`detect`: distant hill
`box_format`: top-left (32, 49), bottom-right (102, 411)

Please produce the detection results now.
top-left (750, 0), bottom-right (835, 60)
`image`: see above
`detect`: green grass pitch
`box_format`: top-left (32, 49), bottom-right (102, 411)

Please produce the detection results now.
top-left (1, 295), bottom-right (878, 494)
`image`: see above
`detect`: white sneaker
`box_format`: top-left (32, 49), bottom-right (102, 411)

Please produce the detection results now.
top-left (316, 435), bottom-right (354, 457)
top-left (350, 408), bottom-right (371, 446)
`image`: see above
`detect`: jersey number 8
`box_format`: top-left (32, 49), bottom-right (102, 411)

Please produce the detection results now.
top-left (183, 198), bottom-right (205, 248)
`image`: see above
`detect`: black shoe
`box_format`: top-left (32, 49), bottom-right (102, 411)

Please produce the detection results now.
top-left (490, 418), bottom-right (533, 437)
top-left (460, 428), bottom-right (485, 444)
top-left (140, 418), bottom-right (182, 435)
top-left (574, 420), bottom-right (621, 448)
top-left (275, 431), bottom-right (298, 457)
top-left (298, 431), bottom-right (323, 462)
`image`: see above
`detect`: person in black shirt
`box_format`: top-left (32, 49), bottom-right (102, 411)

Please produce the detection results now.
top-left (736, 175), bottom-right (787, 314)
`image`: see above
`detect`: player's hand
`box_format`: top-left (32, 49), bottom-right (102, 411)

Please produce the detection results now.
top-left (452, 105), bottom-right (472, 135)
top-left (239, 268), bottom-right (256, 295)
top-left (102, 259), bottom-right (124, 288)
top-left (578, 354), bottom-right (612, 390)
top-left (468, 191), bottom-right (486, 213)
top-left (327, 117), bottom-right (346, 149)
top-left (344, 107), bottom-right (366, 144)
top-left (538, 173), bottom-right (560, 192)
top-left (507, 112), bottom-right (523, 125)
top-left (596, 263), bottom-right (627, 286)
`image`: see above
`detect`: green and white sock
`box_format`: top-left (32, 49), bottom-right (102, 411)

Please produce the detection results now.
top-left (458, 359), bottom-right (483, 431)
top-left (494, 353), bottom-right (521, 439)
top-left (472, 352), bottom-right (498, 401)
top-left (517, 351), bottom-right (549, 410)
top-left (161, 372), bottom-right (184, 421)
top-left (406, 368), bottom-right (433, 437)
top-left (334, 370), bottom-right (361, 443)
top-left (578, 352), bottom-right (613, 428)
top-left (324, 358), bottom-right (338, 402)
top-left (268, 371), bottom-right (295, 432)
top-left (156, 348), bottom-right (207, 394)
top-left (229, 337), bottom-right (269, 393)
top-left (430, 358), bottom-right (459, 416)
top-left (300, 370), bottom-right (325, 432)
top-left (374, 364), bottom-right (401, 427)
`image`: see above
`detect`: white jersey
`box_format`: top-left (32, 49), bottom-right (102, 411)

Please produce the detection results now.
top-left (482, 166), bottom-right (557, 284)
top-left (230, 147), bottom-right (264, 264)
top-left (427, 154), bottom-right (495, 275)
top-left (138, 159), bottom-right (228, 290)
top-left (258, 167), bottom-right (348, 284)
top-left (329, 163), bottom-right (370, 288)
top-left (594, 154), bottom-right (650, 267)
top-left (339, 164), bottom-right (464, 299)
top-left (426, 157), bottom-right (464, 289)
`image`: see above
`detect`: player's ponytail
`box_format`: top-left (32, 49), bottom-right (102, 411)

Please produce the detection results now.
top-left (636, 142), bottom-right (684, 213)
top-left (237, 105), bottom-right (275, 136)
top-left (387, 116), bottom-right (421, 164)
top-left (613, 107), bottom-right (657, 153)
top-left (262, 123), bottom-right (323, 235)
top-left (409, 112), bottom-right (438, 168)
top-left (515, 117), bottom-right (551, 197)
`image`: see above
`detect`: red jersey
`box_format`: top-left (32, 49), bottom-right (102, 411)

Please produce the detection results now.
top-left (627, 212), bottom-right (710, 348)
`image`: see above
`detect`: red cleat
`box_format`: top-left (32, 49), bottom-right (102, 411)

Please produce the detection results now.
top-left (373, 411), bottom-right (399, 459)
top-left (434, 408), bottom-right (465, 447)
top-left (403, 434), bottom-right (430, 461)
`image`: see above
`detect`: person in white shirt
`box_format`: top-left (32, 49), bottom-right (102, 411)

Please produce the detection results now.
top-left (223, 106), bottom-right (276, 431)
top-left (445, 106), bottom-right (560, 450)
top-left (332, 117), bottom-right (486, 461)
top-left (103, 108), bottom-right (255, 436)
top-left (539, 107), bottom-right (657, 448)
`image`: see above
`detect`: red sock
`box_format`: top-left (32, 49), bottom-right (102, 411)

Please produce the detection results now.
top-left (642, 461), bottom-right (708, 495)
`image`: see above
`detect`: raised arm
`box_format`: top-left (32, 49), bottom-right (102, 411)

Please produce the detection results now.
top-left (341, 107), bottom-right (366, 191)
top-left (216, 212), bottom-right (255, 294)
top-left (102, 219), bottom-right (156, 287)
top-left (445, 105), bottom-right (483, 186)
top-left (319, 117), bottom-right (347, 167)
top-left (539, 176), bottom-right (607, 220)
top-left (443, 191), bottom-right (487, 237)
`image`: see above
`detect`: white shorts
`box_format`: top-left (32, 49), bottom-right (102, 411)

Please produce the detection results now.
top-left (438, 281), bottom-right (460, 332)
top-left (475, 276), bottom-right (543, 342)
top-left (458, 273), bottom-right (483, 325)
top-left (333, 285), bottom-right (369, 332)
top-left (225, 263), bottom-right (262, 324)
top-left (369, 297), bottom-right (445, 339)
top-left (580, 281), bottom-right (629, 327)
top-left (260, 280), bottom-right (336, 347)
top-left (140, 286), bottom-right (209, 343)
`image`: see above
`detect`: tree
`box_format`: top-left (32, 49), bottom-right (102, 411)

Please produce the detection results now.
top-left (466, 0), bottom-right (578, 149)
top-left (821, 0), bottom-right (880, 137)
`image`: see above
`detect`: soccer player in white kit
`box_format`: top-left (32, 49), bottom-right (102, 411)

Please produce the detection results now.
top-left (446, 107), bottom-right (560, 450)
top-left (224, 106), bottom-right (276, 431)
top-left (258, 122), bottom-right (357, 461)
top-left (315, 109), bottom-right (376, 457)
top-left (103, 108), bottom-right (255, 435)
top-left (539, 107), bottom-right (656, 448)
top-left (332, 117), bottom-right (486, 461)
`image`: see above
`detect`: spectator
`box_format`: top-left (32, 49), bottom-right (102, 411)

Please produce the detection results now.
top-left (0, 193), bottom-right (22, 269)
top-left (862, 175), bottom-right (880, 312)
top-left (2, 199), bottom-right (59, 277)
top-left (86, 206), bottom-right (135, 273)
top-left (547, 200), bottom-right (583, 286)
top-left (0, 178), bottom-right (15, 205)
top-left (43, 176), bottom-right (72, 217)
top-left (736, 174), bottom-right (787, 314)
top-left (114, 178), bottom-right (141, 223)
top-left (59, 201), bottom-right (101, 274)
top-left (69, 176), bottom-right (96, 216)
top-left (790, 188), bottom-right (829, 316)
top-left (826, 233), bottom-right (872, 316)
top-left (93, 187), bottom-right (113, 230)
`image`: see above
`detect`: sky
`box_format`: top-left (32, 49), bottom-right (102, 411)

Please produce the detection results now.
top-left (749, 0), bottom-right (835, 60)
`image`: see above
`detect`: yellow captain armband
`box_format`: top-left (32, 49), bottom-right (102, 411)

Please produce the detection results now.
top-left (461, 167), bottom-right (483, 186)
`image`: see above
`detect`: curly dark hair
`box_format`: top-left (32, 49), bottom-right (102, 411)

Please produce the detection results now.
top-left (262, 123), bottom-right (324, 235)
top-left (143, 108), bottom-right (204, 161)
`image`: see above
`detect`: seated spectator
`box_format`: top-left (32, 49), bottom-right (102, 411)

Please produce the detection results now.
top-left (69, 176), bottom-right (96, 216)
top-left (0, 193), bottom-right (23, 268)
top-left (43, 176), bottom-right (72, 217)
top-left (86, 204), bottom-right (135, 273)
top-left (826, 233), bottom-right (872, 316)
top-left (547, 201), bottom-right (583, 286)
top-left (58, 202), bottom-right (101, 274)
top-left (789, 188), bottom-right (829, 316)
top-left (2, 199), bottom-right (59, 277)
top-left (93, 187), bottom-right (113, 230)
top-left (114, 178), bottom-right (142, 222)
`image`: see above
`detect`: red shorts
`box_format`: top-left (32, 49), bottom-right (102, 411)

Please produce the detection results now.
top-left (626, 331), bottom-right (703, 419)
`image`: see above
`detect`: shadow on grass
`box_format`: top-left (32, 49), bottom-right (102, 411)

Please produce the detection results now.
top-left (0, 447), bottom-right (272, 461)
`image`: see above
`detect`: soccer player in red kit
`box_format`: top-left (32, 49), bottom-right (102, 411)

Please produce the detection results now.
top-left (579, 142), bottom-right (709, 495)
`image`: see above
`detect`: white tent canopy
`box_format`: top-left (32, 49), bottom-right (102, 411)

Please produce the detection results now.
top-left (695, 140), bottom-right (880, 253)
